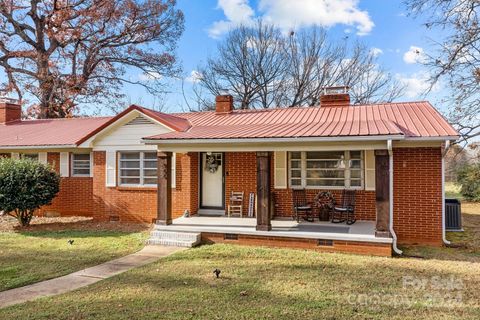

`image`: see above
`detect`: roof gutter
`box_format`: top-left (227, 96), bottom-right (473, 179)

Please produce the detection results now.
top-left (143, 135), bottom-right (405, 145)
top-left (388, 139), bottom-right (402, 255)
top-left (441, 140), bottom-right (452, 245)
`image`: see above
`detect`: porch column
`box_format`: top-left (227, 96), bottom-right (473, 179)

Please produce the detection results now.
top-left (157, 151), bottom-right (172, 225)
top-left (256, 152), bottom-right (272, 231)
top-left (375, 150), bottom-right (391, 237)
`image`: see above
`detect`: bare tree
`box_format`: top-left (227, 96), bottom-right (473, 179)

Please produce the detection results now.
top-left (0, 0), bottom-right (184, 118)
top-left (198, 22), bottom-right (288, 110)
top-left (405, 0), bottom-right (480, 143)
top-left (193, 21), bottom-right (403, 110)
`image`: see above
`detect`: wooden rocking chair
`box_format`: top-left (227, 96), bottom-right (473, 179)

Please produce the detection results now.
top-left (292, 189), bottom-right (314, 222)
top-left (331, 189), bottom-right (356, 225)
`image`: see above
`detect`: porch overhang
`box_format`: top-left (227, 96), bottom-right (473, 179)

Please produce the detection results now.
top-left (143, 135), bottom-right (404, 152)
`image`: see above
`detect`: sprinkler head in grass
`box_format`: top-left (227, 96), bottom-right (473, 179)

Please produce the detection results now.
top-left (213, 268), bottom-right (221, 278)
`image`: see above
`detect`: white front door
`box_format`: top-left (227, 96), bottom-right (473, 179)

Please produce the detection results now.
top-left (201, 153), bottom-right (224, 208)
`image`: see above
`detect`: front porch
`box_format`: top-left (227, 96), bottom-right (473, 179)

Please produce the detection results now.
top-left (154, 216), bottom-right (393, 256)
top-left (154, 146), bottom-right (395, 256)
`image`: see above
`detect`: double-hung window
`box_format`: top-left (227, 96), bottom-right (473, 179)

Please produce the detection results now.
top-left (21, 153), bottom-right (38, 161)
top-left (289, 151), bottom-right (363, 189)
top-left (71, 154), bottom-right (91, 177)
top-left (119, 152), bottom-right (157, 186)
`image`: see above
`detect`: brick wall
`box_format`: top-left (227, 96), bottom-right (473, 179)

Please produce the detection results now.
top-left (38, 152), bottom-right (93, 217)
top-left (35, 148), bottom-right (444, 247)
top-left (393, 147), bottom-right (443, 245)
top-left (0, 102), bottom-right (21, 124)
top-left (92, 151), bottom-right (157, 223)
top-left (173, 152), bottom-right (199, 218)
top-left (224, 152), bottom-right (257, 216)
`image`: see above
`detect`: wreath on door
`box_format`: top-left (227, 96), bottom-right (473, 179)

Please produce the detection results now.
top-left (205, 154), bottom-right (219, 173)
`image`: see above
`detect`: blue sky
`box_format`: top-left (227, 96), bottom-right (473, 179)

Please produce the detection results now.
top-left (123, 0), bottom-right (447, 114)
top-left (0, 0), bottom-right (449, 115)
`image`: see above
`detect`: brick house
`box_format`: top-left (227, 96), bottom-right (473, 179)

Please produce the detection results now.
top-left (0, 88), bottom-right (459, 256)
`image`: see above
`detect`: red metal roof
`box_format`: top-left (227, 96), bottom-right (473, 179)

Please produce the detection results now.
top-left (0, 117), bottom-right (112, 147)
top-left (0, 101), bottom-right (459, 148)
top-left (146, 101), bottom-right (459, 141)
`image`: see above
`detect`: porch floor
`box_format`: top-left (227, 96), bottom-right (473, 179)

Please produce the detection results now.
top-left (155, 216), bottom-right (392, 244)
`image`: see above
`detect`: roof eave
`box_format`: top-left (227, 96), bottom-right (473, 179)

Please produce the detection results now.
top-left (142, 134), bottom-right (406, 145)
top-left (0, 144), bottom-right (78, 150)
top-left (403, 136), bottom-right (460, 141)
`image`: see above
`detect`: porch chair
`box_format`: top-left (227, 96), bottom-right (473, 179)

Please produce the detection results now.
top-left (227, 191), bottom-right (244, 217)
top-left (292, 189), bottom-right (314, 222)
top-left (331, 189), bottom-right (356, 225)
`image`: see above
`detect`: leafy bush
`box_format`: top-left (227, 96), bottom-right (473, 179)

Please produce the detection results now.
top-left (456, 163), bottom-right (480, 201)
top-left (0, 158), bottom-right (60, 226)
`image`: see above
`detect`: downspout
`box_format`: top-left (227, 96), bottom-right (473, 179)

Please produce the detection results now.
top-left (388, 140), bottom-right (402, 255)
top-left (442, 140), bottom-right (451, 245)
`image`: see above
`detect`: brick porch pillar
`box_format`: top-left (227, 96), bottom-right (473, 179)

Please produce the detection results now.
top-left (256, 152), bottom-right (272, 231)
top-left (375, 150), bottom-right (391, 237)
top-left (157, 151), bottom-right (172, 225)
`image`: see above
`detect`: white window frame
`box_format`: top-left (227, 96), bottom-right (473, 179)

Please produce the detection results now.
top-left (71, 153), bottom-right (91, 177)
top-left (20, 153), bottom-right (39, 161)
top-left (288, 151), bottom-right (364, 189)
top-left (118, 151), bottom-right (157, 187)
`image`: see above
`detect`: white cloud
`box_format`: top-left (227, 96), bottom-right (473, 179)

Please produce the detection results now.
top-left (259, 0), bottom-right (374, 36)
top-left (370, 47), bottom-right (383, 57)
top-left (208, 0), bottom-right (374, 38)
top-left (139, 71), bottom-right (162, 81)
top-left (208, 0), bottom-right (255, 38)
top-left (185, 70), bottom-right (203, 83)
top-left (396, 72), bottom-right (438, 99)
top-left (403, 46), bottom-right (426, 64)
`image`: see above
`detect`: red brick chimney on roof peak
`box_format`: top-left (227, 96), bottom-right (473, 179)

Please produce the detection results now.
top-left (0, 97), bottom-right (21, 124)
top-left (320, 86), bottom-right (351, 107)
top-left (215, 91), bottom-right (233, 114)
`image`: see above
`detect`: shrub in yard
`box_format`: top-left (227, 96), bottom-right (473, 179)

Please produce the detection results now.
top-left (456, 163), bottom-right (480, 201)
top-left (0, 158), bottom-right (60, 226)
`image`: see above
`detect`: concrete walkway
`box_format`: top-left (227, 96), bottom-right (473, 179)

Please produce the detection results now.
top-left (0, 245), bottom-right (184, 309)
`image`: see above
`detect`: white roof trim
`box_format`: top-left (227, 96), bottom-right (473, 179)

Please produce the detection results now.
top-left (143, 135), bottom-right (405, 145)
top-left (78, 109), bottom-right (174, 148)
top-left (0, 144), bottom-right (77, 150)
top-left (403, 136), bottom-right (459, 141)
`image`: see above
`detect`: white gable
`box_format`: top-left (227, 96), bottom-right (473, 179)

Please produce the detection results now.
top-left (91, 110), bottom-right (172, 150)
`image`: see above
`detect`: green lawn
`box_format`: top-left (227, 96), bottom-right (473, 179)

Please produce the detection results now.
top-left (0, 225), bottom-right (148, 291)
top-left (0, 244), bottom-right (479, 319)
top-left (1, 190), bottom-right (479, 319)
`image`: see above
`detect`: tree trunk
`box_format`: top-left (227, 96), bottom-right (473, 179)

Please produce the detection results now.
top-left (17, 209), bottom-right (34, 226)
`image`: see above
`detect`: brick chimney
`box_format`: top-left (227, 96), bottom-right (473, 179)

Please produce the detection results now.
top-left (0, 97), bottom-right (22, 124)
top-left (215, 94), bottom-right (233, 114)
top-left (320, 86), bottom-right (350, 107)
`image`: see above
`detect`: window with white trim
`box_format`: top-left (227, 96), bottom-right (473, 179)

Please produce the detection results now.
top-left (289, 151), bottom-right (363, 189)
top-left (20, 153), bottom-right (38, 161)
top-left (71, 153), bottom-right (91, 177)
top-left (119, 152), bottom-right (157, 186)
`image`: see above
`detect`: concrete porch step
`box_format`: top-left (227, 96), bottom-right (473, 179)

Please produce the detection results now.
top-left (150, 230), bottom-right (201, 241)
top-left (147, 238), bottom-right (199, 247)
top-left (148, 230), bottom-right (201, 248)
